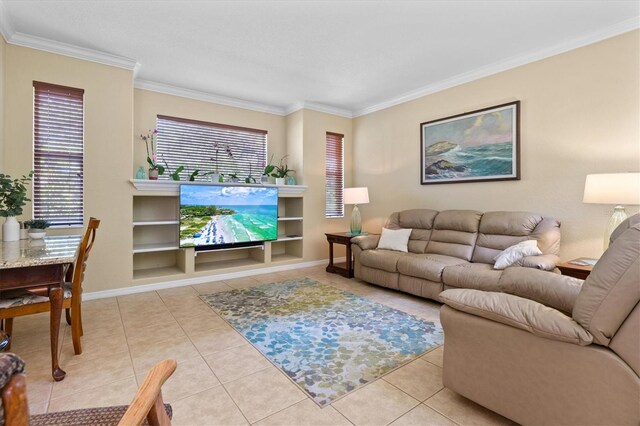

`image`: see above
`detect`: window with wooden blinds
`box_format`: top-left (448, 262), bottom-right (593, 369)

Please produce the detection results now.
top-left (33, 81), bottom-right (84, 227)
top-left (156, 115), bottom-right (267, 180)
top-left (325, 132), bottom-right (344, 218)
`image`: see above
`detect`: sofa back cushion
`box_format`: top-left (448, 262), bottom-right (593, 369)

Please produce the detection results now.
top-left (386, 209), bottom-right (438, 253)
top-left (425, 210), bottom-right (482, 261)
top-left (471, 212), bottom-right (560, 264)
top-left (573, 223), bottom-right (640, 346)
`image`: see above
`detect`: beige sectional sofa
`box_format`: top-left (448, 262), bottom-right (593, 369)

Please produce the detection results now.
top-left (351, 209), bottom-right (561, 301)
top-left (439, 214), bottom-right (640, 425)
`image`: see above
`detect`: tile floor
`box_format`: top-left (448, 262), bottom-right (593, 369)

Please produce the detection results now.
top-left (11, 266), bottom-right (515, 425)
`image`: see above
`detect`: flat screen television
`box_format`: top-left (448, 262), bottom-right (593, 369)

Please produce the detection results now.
top-left (179, 184), bottom-right (278, 250)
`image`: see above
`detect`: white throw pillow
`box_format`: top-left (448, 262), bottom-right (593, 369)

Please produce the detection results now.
top-left (493, 240), bottom-right (542, 270)
top-left (376, 228), bottom-right (412, 252)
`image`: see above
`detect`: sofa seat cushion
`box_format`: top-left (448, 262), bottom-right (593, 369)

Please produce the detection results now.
top-left (397, 253), bottom-right (467, 282)
top-left (359, 249), bottom-right (406, 273)
top-left (442, 263), bottom-right (503, 292)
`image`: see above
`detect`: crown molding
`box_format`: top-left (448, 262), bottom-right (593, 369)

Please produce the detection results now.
top-left (285, 101), bottom-right (353, 118)
top-left (354, 17), bottom-right (640, 117)
top-left (6, 31), bottom-right (139, 71)
top-left (134, 79), bottom-right (288, 116)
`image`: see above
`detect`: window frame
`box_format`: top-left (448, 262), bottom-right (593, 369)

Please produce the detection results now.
top-left (155, 114), bottom-right (268, 181)
top-left (325, 132), bottom-right (345, 218)
top-left (32, 81), bottom-right (85, 228)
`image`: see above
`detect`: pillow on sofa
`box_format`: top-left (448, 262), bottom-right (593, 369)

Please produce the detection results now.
top-left (493, 240), bottom-right (542, 270)
top-left (377, 228), bottom-right (412, 252)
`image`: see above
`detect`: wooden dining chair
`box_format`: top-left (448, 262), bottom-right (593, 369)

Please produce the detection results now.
top-left (0, 353), bottom-right (176, 426)
top-left (0, 217), bottom-right (100, 355)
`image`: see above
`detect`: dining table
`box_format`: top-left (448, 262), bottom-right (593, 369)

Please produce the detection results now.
top-left (0, 235), bottom-right (81, 381)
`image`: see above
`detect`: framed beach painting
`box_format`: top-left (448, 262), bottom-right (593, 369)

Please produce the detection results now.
top-left (420, 101), bottom-right (520, 185)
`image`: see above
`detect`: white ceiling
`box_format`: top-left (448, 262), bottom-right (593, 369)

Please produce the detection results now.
top-left (1, 0), bottom-right (638, 116)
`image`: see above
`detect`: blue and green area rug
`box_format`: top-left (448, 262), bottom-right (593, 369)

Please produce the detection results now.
top-left (201, 277), bottom-right (443, 406)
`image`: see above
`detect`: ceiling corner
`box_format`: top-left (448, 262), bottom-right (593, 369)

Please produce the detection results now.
top-left (0, 0), bottom-right (14, 42)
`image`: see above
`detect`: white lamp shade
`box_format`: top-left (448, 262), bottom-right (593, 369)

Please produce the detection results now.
top-left (344, 187), bottom-right (370, 205)
top-left (583, 173), bottom-right (640, 205)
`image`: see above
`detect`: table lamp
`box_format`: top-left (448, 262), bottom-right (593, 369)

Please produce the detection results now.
top-left (583, 172), bottom-right (640, 250)
top-left (344, 187), bottom-right (369, 235)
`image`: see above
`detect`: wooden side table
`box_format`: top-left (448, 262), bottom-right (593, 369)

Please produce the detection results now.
top-left (557, 258), bottom-right (597, 280)
top-left (325, 232), bottom-right (356, 278)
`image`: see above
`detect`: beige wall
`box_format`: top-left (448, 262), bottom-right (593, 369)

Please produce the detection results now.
top-left (296, 109), bottom-right (352, 260)
top-left (0, 35), bottom-right (5, 172)
top-left (353, 30), bottom-right (640, 260)
top-left (3, 44), bottom-right (134, 292)
top-left (133, 89), bottom-right (288, 178)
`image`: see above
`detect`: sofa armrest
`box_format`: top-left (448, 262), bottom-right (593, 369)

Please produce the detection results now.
top-left (498, 267), bottom-right (583, 315)
top-left (440, 289), bottom-right (593, 346)
top-left (351, 235), bottom-right (380, 251)
top-left (516, 253), bottom-right (559, 271)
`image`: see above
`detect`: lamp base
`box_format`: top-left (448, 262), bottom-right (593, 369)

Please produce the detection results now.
top-left (604, 205), bottom-right (627, 250)
top-left (350, 204), bottom-right (362, 235)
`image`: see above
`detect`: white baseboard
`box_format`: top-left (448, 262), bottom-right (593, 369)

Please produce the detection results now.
top-left (83, 256), bottom-right (347, 301)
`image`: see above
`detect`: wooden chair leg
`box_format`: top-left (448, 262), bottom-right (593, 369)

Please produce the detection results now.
top-left (70, 299), bottom-right (82, 354)
top-left (4, 318), bottom-right (13, 351)
top-left (65, 308), bottom-right (71, 326)
top-left (78, 303), bottom-right (83, 337)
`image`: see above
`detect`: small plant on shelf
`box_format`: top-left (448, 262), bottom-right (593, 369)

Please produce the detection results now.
top-left (139, 129), bottom-right (164, 179)
top-left (262, 155), bottom-right (276, 182)
top-left (25, 219), bottom-right (50, 230)
top-left (24, 219), bottom-right (50, 239)
top-left (245, 162), bottom-right (257, 184)
top-left (271, 156), bottom-right (295, 181)
top-left (210, 143), bottom-right (233, 175)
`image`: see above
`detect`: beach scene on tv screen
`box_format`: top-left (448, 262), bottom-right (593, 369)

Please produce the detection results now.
top-left (180, 186), bottom-right (278, 247)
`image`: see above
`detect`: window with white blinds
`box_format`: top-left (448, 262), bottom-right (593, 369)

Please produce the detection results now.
top-left (156, 115), bottom-right (267, 180)
top-left (33, 81), bottom-right (84, 227)
top-left (325, 132), bottom-right (344, 218)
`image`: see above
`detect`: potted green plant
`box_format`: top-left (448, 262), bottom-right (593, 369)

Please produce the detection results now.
top-left (139, 129), bottom-right (165, 180)
top-left (228, 172), bottom-right (240, 183)
top-left (261, 155), bottom-right (276, 183)
top-left (24, 219), bottom-right (50, 239)
top-left (271, 156), bottom-right (295, 185)
top-left (0, 172), bottom-right (33, 242)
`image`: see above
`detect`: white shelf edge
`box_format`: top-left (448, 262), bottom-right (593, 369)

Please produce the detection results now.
top-left (133, 243), bottom-right (180, 253)
top-left (274, 236), bottom-right (304, 242)
top-left (277, 217), bottom-right (303, 221)
top-left (133, 220), bottom-right (179, 227)
top-left (130, 179), bottom-right (307, 195)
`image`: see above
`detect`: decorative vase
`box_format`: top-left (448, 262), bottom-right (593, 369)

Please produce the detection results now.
top-left (210, 173), bottom-right (220, 183)
top-left (2, 216), bottom-right (20, 242)
top-left (275, 177), bottom-right (285, 185)
top-left (28, 230), bottom-right (46, 239)
top-left (135, 166), bottom-right (147, 179)
top-left (149, 168), bottom-right (159, 180)
top-left (286, 176), bottom-right (296, 185)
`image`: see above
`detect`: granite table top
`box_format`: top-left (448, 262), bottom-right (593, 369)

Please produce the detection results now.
top-left (0, 235), bottom-right (81, 269)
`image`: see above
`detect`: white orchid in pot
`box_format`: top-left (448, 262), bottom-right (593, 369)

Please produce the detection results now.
top-left (0, 171), bottom-right (33, 241)
top-left (208, 143), bottom-right (233, 183)
top-left (139, 129), bottom-right (165, 180)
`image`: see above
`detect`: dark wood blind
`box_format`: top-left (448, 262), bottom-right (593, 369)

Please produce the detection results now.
top-left (33, 81), bottom-right (84, 226)
top-left (325, 132), bottom-right (344, 218)
top-left (156, 115), bottom-right (267, 180)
